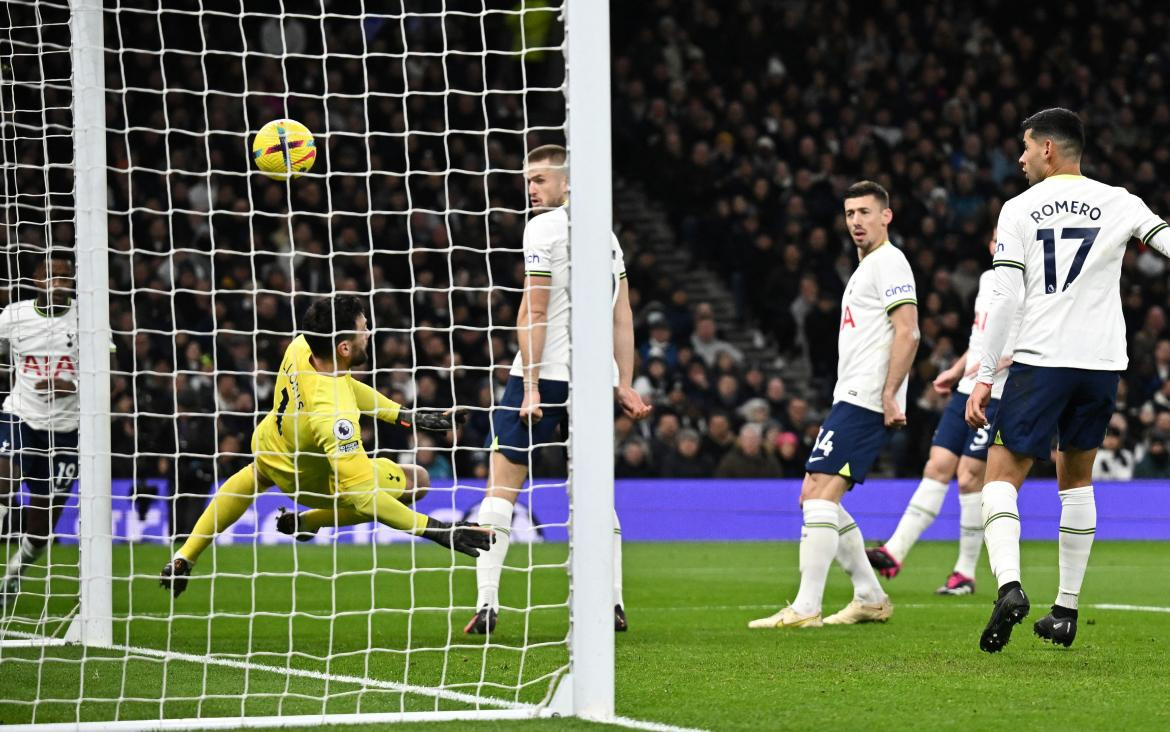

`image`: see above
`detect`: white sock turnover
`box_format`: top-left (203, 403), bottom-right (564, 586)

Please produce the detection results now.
top-left (884, 477), bottom-right (948, 562)
top-left (954, 491), bottom-right (983, 579)
top-left (791, 499), bottom-right (839, 616)
top-left (475, 496), bottom-right (515, 611)
top-left (981, 480), bottom-right (1021, 588)
top-left (835, 505), bottom-right (886, 604)
top-left (1056, 485), bottom-right (1095, 610)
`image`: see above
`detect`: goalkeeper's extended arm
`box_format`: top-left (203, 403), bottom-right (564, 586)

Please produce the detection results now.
top-left (349, 376), bottom-right (462, 431)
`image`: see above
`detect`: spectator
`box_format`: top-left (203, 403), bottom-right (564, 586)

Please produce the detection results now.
top-left (1134, 428), bottom-right (1170, 479)
top-left (715, 423), bottom-right (783, 478)
top-left (661, 429), bottom-right (714, 478)
top-left (700, 412), bottom-right (736, 464)
top-left (1093, 415), bottom-right (1135, 481)
top-left (616, 438), bottom-right (656, 478)
top-left (640, 312), bottom-right (679, 368)
top-left (773, 431), bottom-right (806, 478)
top-left (691, 315), bottom-right (743, 367)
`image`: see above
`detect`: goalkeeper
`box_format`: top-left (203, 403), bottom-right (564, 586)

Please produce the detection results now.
top-left (160, 295), bottom-right (492, 597)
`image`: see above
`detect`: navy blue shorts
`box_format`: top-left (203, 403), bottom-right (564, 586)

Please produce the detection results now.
top-left (990, 363), bottom-right (1121, 460)
top-left (0, 412), bottom-right (79, 495)
top-left (932, 391), bottom-right (1000, 460)
top-left (487, 376), bottom-right (569, 465)
top-left (804, 401), bottom-right (890, 484)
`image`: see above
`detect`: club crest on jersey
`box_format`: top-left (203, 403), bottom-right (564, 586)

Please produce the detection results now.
top-left (333, 418), bottom-right (356, 441)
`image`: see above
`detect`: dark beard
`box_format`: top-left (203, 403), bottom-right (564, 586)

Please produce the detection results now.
top-left (348, 342), bottom-right (369, 368)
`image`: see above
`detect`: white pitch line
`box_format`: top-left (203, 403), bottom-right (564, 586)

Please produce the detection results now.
top-left (610, 715), bottom-right (709, 732)
top-left (644, 602), bottom-right (1170, 614)
top-left (0, 628), bottom-right (528, 712)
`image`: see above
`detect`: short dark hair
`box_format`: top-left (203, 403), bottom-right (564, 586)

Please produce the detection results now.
top-left (842, 180), bottom-right (889, 209)
top-left (302, 295), bottom-right (365, 359)
top-left (25, 248), bottom-right (74, 277)
top-left (1021, 107), bottom-right (1084, 157)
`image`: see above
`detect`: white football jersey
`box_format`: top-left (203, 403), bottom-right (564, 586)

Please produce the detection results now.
top-left (0, 299), bottom-right (80, 432)
top-left (509, 205), bottom-right (626, 382)
top-left (833, 242), bottom-right (917, 413)
top-left (957, 269), bottom-right (1019, 400)
top-left (992, 174), bottom-right (1169, 370)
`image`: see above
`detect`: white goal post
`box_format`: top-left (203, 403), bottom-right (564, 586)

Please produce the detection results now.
top-left (0, 0), bottom-right (615, 727)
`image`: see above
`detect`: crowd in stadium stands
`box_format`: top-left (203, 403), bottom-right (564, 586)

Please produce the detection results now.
top-left (609, 0), bottom-right (1170, 481)
top-left (8, 1), bottom-right (1170, 523)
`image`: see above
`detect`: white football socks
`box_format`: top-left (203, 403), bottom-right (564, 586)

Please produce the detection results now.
top-left (835, 505), bottom-right (886, 604)
top-left (474, 496), bottom-right (514, 611)
top-left (884, 477), bottom-right (948, 562)
top-left (954, 492), bottom-right (984, 578)
top-left (792, 499), bottom-right (839, 616)
top-left (5, 536), bottom-right (44, 578)
top-left (1056, 485), bottom-right (1095, 610)
top-left (981, 480), bottom-right (1021, 588)
top-left (613, 509), bottom-right (624, 608)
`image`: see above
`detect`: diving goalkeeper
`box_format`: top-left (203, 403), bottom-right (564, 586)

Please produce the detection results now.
top-left (160, 295), bottom-right (492, 597)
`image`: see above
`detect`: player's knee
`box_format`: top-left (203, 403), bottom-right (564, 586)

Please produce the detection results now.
top-left (957, 468), bottom-right (982, 494)
top-left (402, 465), bottom-right (430, 505)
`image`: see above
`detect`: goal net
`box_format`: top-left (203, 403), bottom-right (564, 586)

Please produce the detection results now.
top-left (0, 0), bottom-right (615, 727)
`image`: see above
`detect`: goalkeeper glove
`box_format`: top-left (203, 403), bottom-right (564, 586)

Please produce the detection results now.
top-left (421, 519), bottom-right (494, 557)
top-left (395, 408), bottom-right (465, 432)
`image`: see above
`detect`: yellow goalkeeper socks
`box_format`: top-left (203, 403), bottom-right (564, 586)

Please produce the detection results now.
top-left (177, 463), bottom-right (264, 563)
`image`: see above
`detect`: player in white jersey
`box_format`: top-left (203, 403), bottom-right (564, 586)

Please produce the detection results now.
top-left (0, 250), bottom-right (80, 607)
top-left (750, 181), bottom-right (919, 629)
top-left (867, 232), bottom-right (1019, 595)
top-left (966, 108), bottom-right (1170, 652)
top-left (465, 144), bottom-right (652, 635)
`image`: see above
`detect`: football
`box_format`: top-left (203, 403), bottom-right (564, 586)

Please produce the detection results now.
top-left (251, 118), bottom-right (316, 180)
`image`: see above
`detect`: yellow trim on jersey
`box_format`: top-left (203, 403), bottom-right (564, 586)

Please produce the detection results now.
top-left (839, 463), bottom-right (852, 478)
top-left (1047, 174), bottom-right (1085, 180)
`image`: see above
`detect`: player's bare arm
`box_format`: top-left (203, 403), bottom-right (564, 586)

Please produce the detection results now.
top-left (933, 350), bottom-right (968, 396)
top-left (516, 275), bottom-right (550, 424)
top-left (883, 304), bottom-right (920, 428)
top-left (612, 278), bottom-right (651, 421)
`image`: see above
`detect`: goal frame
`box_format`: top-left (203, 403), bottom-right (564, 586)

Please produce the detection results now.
top-left (2, 0), bottom-right (617, 727)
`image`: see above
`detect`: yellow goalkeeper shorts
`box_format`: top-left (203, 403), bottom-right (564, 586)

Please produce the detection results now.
top-left (252, 419), bottom-right (407, 508)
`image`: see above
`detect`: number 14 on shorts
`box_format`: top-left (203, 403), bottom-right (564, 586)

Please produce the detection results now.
top-left (808, 428), bottom-right (835, 462)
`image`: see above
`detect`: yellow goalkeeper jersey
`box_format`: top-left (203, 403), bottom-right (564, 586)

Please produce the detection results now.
top-left (253, 335), bottom-right (404, 498)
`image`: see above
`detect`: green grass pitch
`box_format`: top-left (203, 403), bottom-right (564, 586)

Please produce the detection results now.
top-left (2, 540), bottom-right (1168, 730)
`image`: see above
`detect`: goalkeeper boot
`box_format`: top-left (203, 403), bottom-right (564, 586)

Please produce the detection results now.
top-left (463, 606), bottom-right (498, 635)
top-left (936, 571), bottom-right (976, 596)
top-left (979, 582), bottom-right (1030, 653)
top-left (824, 596), bottom-right (893, 625)
top-left (160, 557), bottom-right (192, 598)
top-left (276, 508), bottom-right (317, 542)
top-left (866, 545), bottom-right (902, 579)
top-left (748, 605), bottom-right (823, 629)
top-left (1034, 605), bottom-right (1078, 647)
top-left (615, 604), bottom-right (628, 632)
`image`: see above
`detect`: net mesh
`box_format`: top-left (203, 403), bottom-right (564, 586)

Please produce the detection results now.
top-left (0, 0), bottom-right (577, 724)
